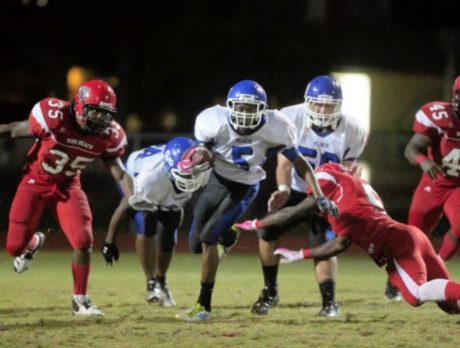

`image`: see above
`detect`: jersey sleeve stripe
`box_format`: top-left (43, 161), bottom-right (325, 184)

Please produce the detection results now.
top-left (415, 110), bottom-right (442, 134)
top-left (316, 171), bottom-right (338, 184)
top-left (316, 172), bottom-right (344, 202)
top-left (281, 147), bottom-right (299, 162)
top-left (31, 103), bottom-right (49, 132)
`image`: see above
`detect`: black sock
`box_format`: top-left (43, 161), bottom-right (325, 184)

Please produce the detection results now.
top-left (197, 282), bottom-right (214, 312)
top-left (156, 275), bottom-right (166, 286)
top-left (319, 279), bottom-right (336, 306)
top-left (262, 265), bottom-right (278, 293)
top-left (147, 277), bottom-right (155, 284)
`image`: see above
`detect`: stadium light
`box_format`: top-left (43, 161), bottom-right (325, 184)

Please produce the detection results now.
top-left (332, 72), bottom-right (372, 182)
top-left (332, 72), bottom-right (371, 134)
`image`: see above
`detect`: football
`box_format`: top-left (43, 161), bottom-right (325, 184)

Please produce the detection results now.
top-left (179, 146), bottom-right (214, 173)
top-left (191, 147), bottom-right (215, 167)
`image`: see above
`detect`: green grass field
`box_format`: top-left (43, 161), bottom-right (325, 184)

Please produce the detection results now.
top-left (1, 251), bottom-right (460, 348)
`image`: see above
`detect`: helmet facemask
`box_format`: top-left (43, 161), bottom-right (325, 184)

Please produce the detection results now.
top-left (305, 95), bottom-right (342, 129)
top-left (80, 105), bottom-right (115, 134)
top-left (169, 167), bottom-right (205, 192)
top-left (227, 96), bottom-right (266, 130)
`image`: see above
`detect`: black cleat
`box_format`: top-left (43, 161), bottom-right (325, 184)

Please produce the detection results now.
top-left (251, 287), bottom-right (279, 315)
top-left (384, 281), bottom-right (402, 301)
top-left (317, 302), bottom-right (339, 317)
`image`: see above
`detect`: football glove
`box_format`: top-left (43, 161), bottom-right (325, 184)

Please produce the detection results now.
top-left (274, 248), bottom-right (304, 264)
top-left (101, 242), bottom-right (119, 266)
top-left (315, 197), bottom-right (340, 218)
top-left (233, 220), bottom-right (258, 231)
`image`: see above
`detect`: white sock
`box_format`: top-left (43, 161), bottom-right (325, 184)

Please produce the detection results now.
top-left (419, 279), bottom-right (448, 302)
top-left (27, 234), bottom-right (39, 250)
top-left (73, 294), bottom-right (87, 302)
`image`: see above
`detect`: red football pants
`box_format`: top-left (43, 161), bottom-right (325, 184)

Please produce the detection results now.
top-left (6, 174), bottom-right (93, 256)
top-left (408, 175), bottom-right (460, 237)
top-left (385, 224), bottom-right (459, 313)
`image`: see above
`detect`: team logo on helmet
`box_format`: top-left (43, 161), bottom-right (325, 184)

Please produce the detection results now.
top-left (79, 86), bottom-right (91, 101)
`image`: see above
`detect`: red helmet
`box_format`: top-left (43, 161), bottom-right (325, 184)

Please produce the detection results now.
top-left (451, 75), bottom-right (460, 113)
top-left (74, 79), bottom-right (117, 134)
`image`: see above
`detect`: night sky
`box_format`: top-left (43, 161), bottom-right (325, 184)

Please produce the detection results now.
top-left (2, 0), bottom-right (460, 131)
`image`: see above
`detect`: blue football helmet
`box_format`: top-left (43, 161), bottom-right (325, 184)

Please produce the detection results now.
top-left (163, 137), bottom-right (206, 192)
top-left (226, 80), bottom-right (267, 130)
top-left (304, 76), bottom-right (342, 129)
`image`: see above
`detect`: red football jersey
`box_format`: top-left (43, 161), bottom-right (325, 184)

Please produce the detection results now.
top-left (309, 163), bottom-right (399, 265)
top-left (413, 101), bottom-right (460, 187)
top-left (25, 97), bottom-right (127, 183)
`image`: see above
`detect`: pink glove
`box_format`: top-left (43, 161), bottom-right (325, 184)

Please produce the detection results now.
top-left (233, 220), bottom-right (258, 231)
top-left (274, 248), bottom-right (304, 264)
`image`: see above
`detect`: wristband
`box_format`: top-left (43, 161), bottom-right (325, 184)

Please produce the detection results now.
top-left (415, 154), bottom-right (428, 165)
top-left (302, 249), bottom-right (312, 259)
top-left (278, 184), bottom-right (291, 194)
top-left (255, 220), bottom-right (265, 229)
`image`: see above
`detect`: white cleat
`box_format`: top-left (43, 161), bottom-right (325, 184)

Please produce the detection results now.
top-left (72, 295), bottom-right (104, 316)
top-left (146, 279), bottom-right (157, 303)
top-left (153, 282), bottom-right (176, 307)
top-left (14, 231), bottom-right (46, 273)
top-left (175, 303), bottom-right (212, 322)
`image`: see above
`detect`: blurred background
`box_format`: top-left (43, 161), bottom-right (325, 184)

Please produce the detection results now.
top-left (1, 0), bottom-right (460, 246)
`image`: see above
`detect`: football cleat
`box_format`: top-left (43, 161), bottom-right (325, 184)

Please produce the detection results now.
top-left (317, 302), bottom-right (339, 317)
top-left (146, 279), bottom-right (157, 303)
top-left (218, 225), bottom-right (241, 261)
top-left (175, 303), bottom-right (212, 322)
top-left (152, 282), bottom-right (176, 307)
top-left (72, 295), bottom-right (104, 316)
top-left (384, 281), bottom-right (402, 301)
top-left (251, 286), bottom-right (280, 315)
top-left (13, 231), bottom-right (46, 273)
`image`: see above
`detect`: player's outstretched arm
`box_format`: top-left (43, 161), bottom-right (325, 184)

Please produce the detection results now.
top-left (292, 156), bottom-right (339, 217)
top-left (101, 157), bottom-right (134, 265)
top-left (234, 197), bottom-right (316, 232)
top-left (292, 156), bottom-right (323, 199)
top-left (275, 236), bottom-right (351, 264)
top-left (102, 193), bottom-right (130, 266)
top-left (0, 120), bottom-right (32, 138)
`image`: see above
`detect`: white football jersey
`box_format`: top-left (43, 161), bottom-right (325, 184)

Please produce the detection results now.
top-left (125, 146), bottom-right (193, 211)
top-left (195, 105), bottom-right (298, 185)
top-left (281, 103), bottom-right (367, 193)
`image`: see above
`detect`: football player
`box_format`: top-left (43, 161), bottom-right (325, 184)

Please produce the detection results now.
top-left (235, 162), bottom-right (460, 315)
top-left (175, 79), bottom-right (339, 322)
top-left (102, 137), bottom-right (211, 307)
top-left (249, 76), bottom-right (367, 317)
top-left (0, 80), bottom-right (132, 316)
top-left (405, 74), bottom-right (460, 264)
